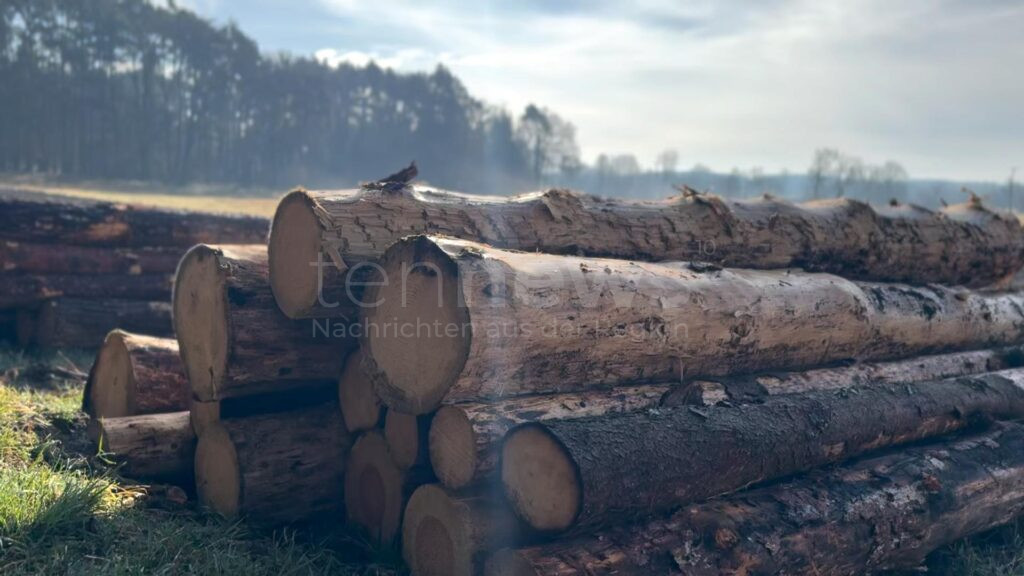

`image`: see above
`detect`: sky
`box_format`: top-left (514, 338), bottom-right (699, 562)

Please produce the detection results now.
top-left (178, 0), bottom-right (1024, 182)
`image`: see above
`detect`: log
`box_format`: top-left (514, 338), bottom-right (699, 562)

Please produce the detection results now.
top-left (487, 422), bottom-right (1024, 576)
top-left (190, 399), bottom-right (221, 437)
top-left (173, 244), bottom-right (352, 401)
top-left (344, 431), bottom-right (433, 545)
top-left (430, 385), bottom-right (670, 490)
top-left (0, 192), bottom-right (269, 247)
top-left (363, 236), bottom-right (1024, 414)
top-left (500, 370), bottom-right (1024, 533)
top-left (0, 273), bottom-right (173, 308)
top-left (33, 298), bottom-right (173, 348)
top-left (195, 403), bottom-right (351, 524)
top-left (402, 484), bottom-right (524, 576)
top-left (189, 383), bottom-right (339, 436)
top-left (83, 330), bottom-right (188, 419)
top-left (385, 411), bottom-right (433, 469)
top-left (0, 240), bottom-right (183, 275)
top-left (269, 186), bottom-right (1023, 318)
top-left (338, 348), bottom-right (383, 433)
top-left (96, 411), bottom-right (194, 483)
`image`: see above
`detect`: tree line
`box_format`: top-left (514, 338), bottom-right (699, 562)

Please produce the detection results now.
top-left (0, 0), bottom-right (580, 192)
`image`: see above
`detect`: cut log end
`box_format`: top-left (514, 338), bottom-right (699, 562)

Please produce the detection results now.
top-left (384, 411), bottom-right (422, 469)
top-left (429, 405), bottom-right (477, 489)
top-left (268, 191), bottom-right (324, 319)
top-left (501, 424), bottom-right (580, 532)
top-left (195, 423), bottom-right (240, 518)
top-left (87, 330), bottom-right (134, 418)
top-left (173, 245), bottom-right (229, 401)
top-left (402, 484), bottom-right (472, 576)
top-left (338, 349), bottom-right (382, 432)
top-left (190, 399), bottom-right (221, 437)
top-left (344, 431), bottom-right (405, 544)
top-left (364, 236), bottom-right (471, 414)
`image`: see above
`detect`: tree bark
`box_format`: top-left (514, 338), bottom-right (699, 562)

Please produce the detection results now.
top-left (430, 385), bottom-right (670, 490)
top-left (0, 273), bottom-right (173, 308)
top-left (0, 240), bottom-right (183, 275)
top-left (173, 244), bottom-right (352, 401)
top-left (501, 370), bottom-right (1024, 533)
top-left (84, 330), bottom-right (188, 419)
top-left (488, 422), bottom-right (1024, 576)
top-left (195, 403), bottom-right (351, 524)
top-left (364, 236), bottom-right (1024, 414)
top-left (190, 383), bottom-right (339, 437)
top-left (0, 193), bottom-right (269, 247)
top-left (96, 411), bottom-right (194, 484)
top-left (32, 298), bottom-right (173, 348)
top-left (269, 186), bottom-right (1023, 318)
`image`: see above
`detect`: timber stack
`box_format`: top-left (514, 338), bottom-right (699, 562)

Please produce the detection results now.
top-left (12, 169), bottom-right (1024, 574)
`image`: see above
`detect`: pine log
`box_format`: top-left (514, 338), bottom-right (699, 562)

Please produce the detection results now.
top-left (96, 411), bottom-right (194, 483)
top-left (403, 484), bottom-right (525, 576)
top-left (363, 236), bottom-right (1024, 414)
top-left (0, 273), bottom-right (173, 308)
top-left (487, 422), bottom-right (1024, 576)
top-left (338, 348), bottom-right (383, 433)
top-left (344, 431), bottom-right (433, 545)
top-left (173, 244), bottom-right (352, 401)
top-left (33, 298), bottom-right (172, 348)
top-left (195, 403), bottom-right (351, 524)
top-left (83, 330), bottom-right (188, 419)
top-left (269, 186), bottom-right (1023, 318)
top-left (501, 370), bottom-right (1024, 533)
top-left (0, 240), bottom-right (183, 275)
top-left (664, 346), bottom-right (1024, 407)
top-left (385, 411), bottom-right (433, 469)
top-left (430, 385), bottom-right (670, 490)
top-left (0, 193), bottom-right (269, 247)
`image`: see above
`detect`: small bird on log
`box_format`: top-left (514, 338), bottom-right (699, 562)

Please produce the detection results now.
top-left (365, 162), bottom-right (418, 193)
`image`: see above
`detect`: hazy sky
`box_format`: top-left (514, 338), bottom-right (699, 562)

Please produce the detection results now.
top-left (179, 0), bottom-right (1024, 182)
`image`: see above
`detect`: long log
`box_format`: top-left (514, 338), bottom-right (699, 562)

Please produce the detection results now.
top-left (344, 431), bottom-right (434, 545)
top-left (500, 370), bottom-right (1024, 533)
top-left (488, 422), bottom-right (1024, 576)
top-left (0, 240), bottom-right (183, 275)
top-left (269, 185), bottom-right (1023, 318)
top-left (363, 236), bottom-right (1024, 414)
top-left (84, 330), bottom-right (188, 419)
top-left (402, 484), bottom-right (525, 576)
top-left (430, 385), bottom-right (670, 491)
top-left (32, 298), bottom-right (173, 348)
top-left (96, 411), bottom-right (194, 483)
top-left (338, 348), bottom-right (383, 433)
top-left (195, 403), bottom-right (351, 524)
top-left (0, 192), bottom-right (269, 247)
top-left (173, 244), bottom-right (352, 401)
top-left (0, 273), bottom-right (173, 308)
top-left (189, 383), bottom-right (339, 436)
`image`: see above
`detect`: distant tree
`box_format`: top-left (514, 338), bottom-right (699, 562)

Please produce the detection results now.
top-left (609, 154), bottom-right (640, 176)
top-left (655, 149), bottom-right (679, 178)
top-left (808, 148), bottom-right (840, 199)
top-left (516, 104), bottom-right (580, 185)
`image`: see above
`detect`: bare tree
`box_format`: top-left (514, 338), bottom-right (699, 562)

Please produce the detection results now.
top-left (808, 148), bottom-right (840, 199)
top-left (655, 149), bottom-right (679, 179)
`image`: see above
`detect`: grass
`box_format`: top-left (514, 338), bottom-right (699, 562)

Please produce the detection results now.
top-left (0, 346), bottom-right (401, 575)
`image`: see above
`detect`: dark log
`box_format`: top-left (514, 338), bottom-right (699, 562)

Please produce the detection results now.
top-left (0, 273), bottom-right (172, 308)
top-left (0, 240), bottom-right (183, 276)
top-left (195, 403), bottom-right (351, 524)
top-left (84, 330), bottom-right (188, 419)
top-left (488, 422), bottom-right (1024, 576)
top-left (269, 186), bottom-right (1023, 318)
top-left (189, 383), bottom-right (339, 436)
top-left (96, 411), bottom-right (194, 484)
top-left (173, 244), bottom-right (352, 401)
top-left (501, 370), bottom-right (1024, 533)
top-left (0, 192), bottom-right (268, 247)
top-left (33, 298), bottom-right (173, 348)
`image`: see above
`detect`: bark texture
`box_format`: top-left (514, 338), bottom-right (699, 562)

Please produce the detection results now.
top-left (488, 423), bottom-right (1024, 576)
top-left (502, 370), bottom-right (1024, 533)
top-left (365, 236), bottom-right (1024, 414)
top-left (83, 330), bottom-right (188, 418)
top-left (97, 411), bottom-right (194, 483)
top-left (0, 193), bottom-right (268, 247)
top-left (271, 186), bottom-right (1022, 318)
top-left (32, 298), bottom-right (173, 348)
top-left (431, 385), bottom-right (670, 490)
top-left (173, 244), bottom-right (352, 401)
top-left (195, 403), bottom-right (352, 524)
top-left (0, 273), bottom-right (172, 308)
top-left (0, 240), bottom-right (183, 276)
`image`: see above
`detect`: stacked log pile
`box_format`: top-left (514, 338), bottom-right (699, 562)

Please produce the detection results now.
top-left (17, 175), bottom-right (1024, 574)
top-left (0, 190), bottom-right (268, 347)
